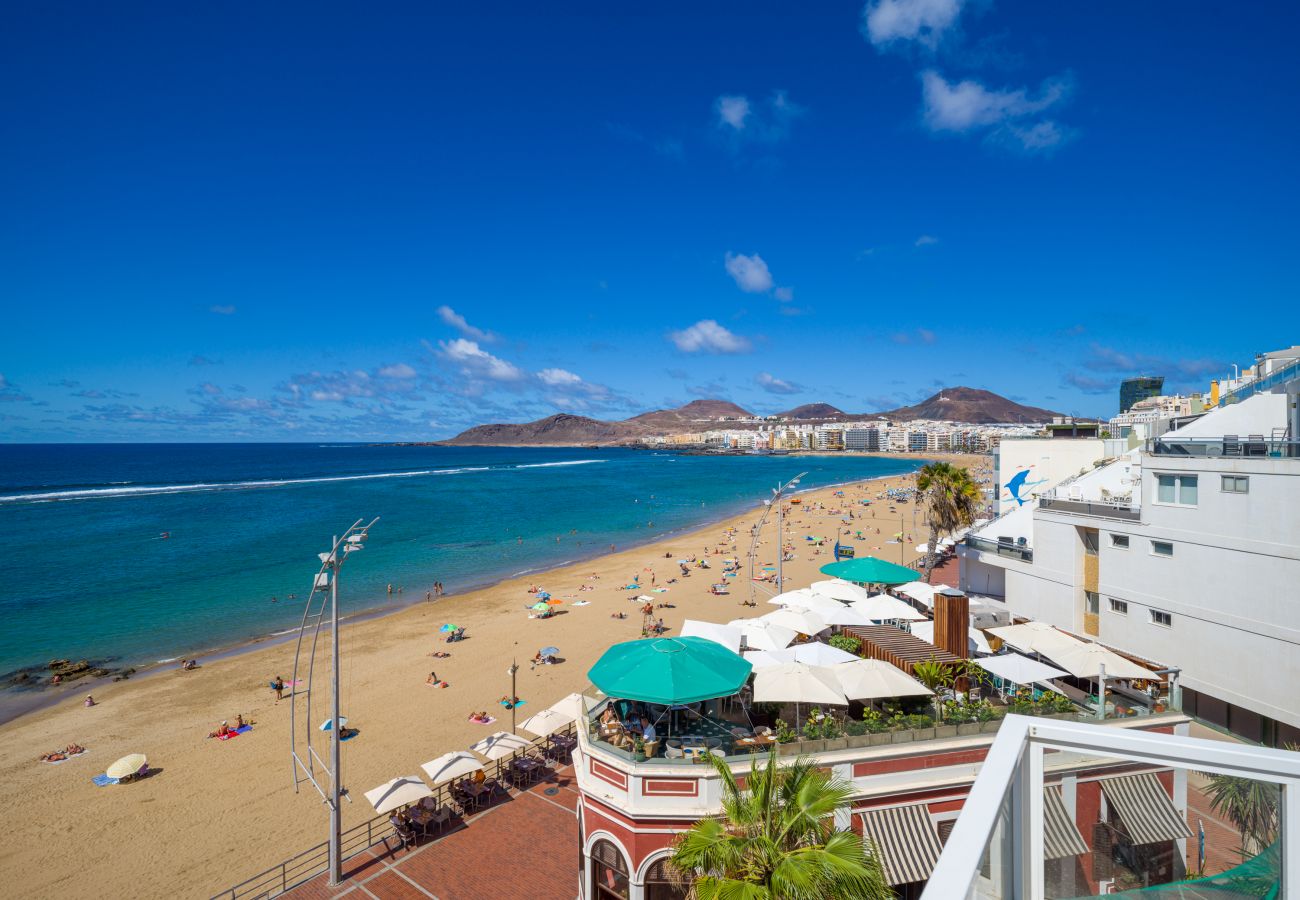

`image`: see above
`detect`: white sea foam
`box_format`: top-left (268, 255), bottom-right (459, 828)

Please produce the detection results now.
top-left (0, 460), bottom-right (605, 503)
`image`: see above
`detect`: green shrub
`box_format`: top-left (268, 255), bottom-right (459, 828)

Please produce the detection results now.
top-left (773, 718), bottom-right (799, 744)
top-left (828, 634), bottom-right (861, 655)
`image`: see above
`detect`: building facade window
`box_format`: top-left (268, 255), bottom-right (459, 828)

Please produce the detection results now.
top-left (1156, 474), bottom-right (1198, 506)
top-left (1085, 591), bottom-right (1100, 615)
top-left (1151, 540), bottom-right (1174, 557)
top-left (590, 840), bottom-right (631, 899)
top-left (1110, 534), bottom-right (1130, 549)
top-left (1109, 598), bottom-right (1128, 615)
top-left (1150, 609), bottom-right (1173, 627)
top-left (1221, 475), bottom-right (1250, 494)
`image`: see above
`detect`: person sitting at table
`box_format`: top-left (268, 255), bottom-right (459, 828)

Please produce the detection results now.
top-left (600, 706), bottom-right (618, 729)
top-left (472, 768), bottom-right (486, 786)
top-left (641, 716), bottom-right (656, 743)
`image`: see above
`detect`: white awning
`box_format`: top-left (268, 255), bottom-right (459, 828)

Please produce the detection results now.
top-left (859, 804), bottom-right (943, 885)
top-left (1101, 773), bottom-right (1193, 845)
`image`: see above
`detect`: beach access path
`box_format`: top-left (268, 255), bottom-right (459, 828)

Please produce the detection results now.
top-left (0, 453), bottom-right (988, 899)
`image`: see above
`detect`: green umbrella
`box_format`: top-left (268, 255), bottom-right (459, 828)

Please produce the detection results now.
top-left (819, 556), bottom-right (917, 585)
top-left (588, 637), bottom-right (752, 706)
top-left (530, 601), bottom-right (550, 612)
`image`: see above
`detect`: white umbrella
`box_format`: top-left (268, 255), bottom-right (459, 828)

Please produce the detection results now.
top-left (319, 716), bottom-right (349, 731)
top-left (832, 659), bottom-right (933, 701)
top-left (790, 642), bottom-right (860, 666)
top-left (752, 662), bottom-right (848, 706)
top-left (808, 604), bottom-right (875, 628)
top-left (728, 619), bottom-right (798, 651)
top-left (106, 754), bottom-right (147, 779)
top-left (851, 593), bottom-right (928, 622)
top-left (365, 776), bottom-right (434, 815)
top-left (1046, 642), bottom-right (1159, 681)
top-left (759, 608), bottom-right (828, 636)
top-left (742, 648), bottom-right (797, 669)
top-left (469, 731), bottom-right (533, 761)
top-left (548, 692), bottom-right (596, 721)
top-left (977, 654), bottom-right (1068, 686)
top-left (810, 579), bottom-right (872, 604)
top-left (518, 707), bottom-right (576, 738)
top-left (421, 750), bottom-right (483, 784)
top-left (680, 619), bottom-right (743, 654)
top-left (766, 588), bottom-right (821, 607)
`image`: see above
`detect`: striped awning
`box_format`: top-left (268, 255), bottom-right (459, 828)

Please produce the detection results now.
top-left (1043, 786), bottom-right (1089, 860)
top-left (859, 804), bottom-right (943, 886)
top-left (1101, 773), bottom-right (1193, 845)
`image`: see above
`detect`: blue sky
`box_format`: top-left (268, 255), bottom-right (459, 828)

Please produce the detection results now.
top-left (2, 1), bottom-right (1297, 441)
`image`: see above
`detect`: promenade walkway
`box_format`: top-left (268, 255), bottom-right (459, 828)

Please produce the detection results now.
top-left (287, 764), bottom-right (579, 900)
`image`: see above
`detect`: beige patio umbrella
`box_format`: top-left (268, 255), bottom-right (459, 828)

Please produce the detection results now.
top-left (759, 607), bottom-right (828, 636)
top-left (832, 659), bottom-right (933, 701)
top-left (106, 753), bottom-right (147, 779)
top-left (517, 707), bottom-right (575, 738)
top-left (810, 579), bottom-right (873, 604)
top-left (766, 588), bottom-right (821, 607)
top-left (469, 731), bottom-right (533, 761)
top-left (421, 750), bottom-right (483, 784)
top-left (850, 593), bottom-right (929, 622)
top-left (364, 776), bottom-right (434, 815)
top-left (727, 619), bottom-right (799, 651)
top-left (752, 662), bottom-right (848, 706)
top-left (1046, 641), bottom-right (1159, 681)
top-left (548, 692), bottom-right (596, 721)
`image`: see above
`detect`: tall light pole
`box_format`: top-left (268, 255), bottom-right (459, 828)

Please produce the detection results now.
top-left (508, 659), bottom-right (519, 734)
top-left (746, 473), bottom-right (807, 606)
top-left (289, 517), bottom-right (378, 887)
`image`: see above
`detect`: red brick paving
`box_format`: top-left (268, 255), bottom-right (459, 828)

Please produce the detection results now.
top-left (286, 764), bottom-right (579, 900)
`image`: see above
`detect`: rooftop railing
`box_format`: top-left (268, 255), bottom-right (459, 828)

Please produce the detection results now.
top-left (964, 535), bottom-right (1034, 562)
top-left (1037, 495), bottom-right (1142, 521)
top-left (1149, 435), bottom-right (1300, 458)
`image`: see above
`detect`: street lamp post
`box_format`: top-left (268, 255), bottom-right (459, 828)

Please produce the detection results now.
top-left (508, 659), bottom-right (519, 733)
top-left (289, 517), bottom-right (378, 887)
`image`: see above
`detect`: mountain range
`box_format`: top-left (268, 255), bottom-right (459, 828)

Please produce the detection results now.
top-left (439, 388), bottom-right (1063, 446)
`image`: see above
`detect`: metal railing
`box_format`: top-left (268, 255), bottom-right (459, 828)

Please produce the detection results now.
top-left (212, 724), bottom-right (576, 899)
top-left (1149, 435), bottom-right (1300, 458)
top-left (1037, 495), bottom-right (1142, 521)
top-left (964, 535), bottom-right (1033, 562)
top-left (1218, 355), bottom-right (1300, 406)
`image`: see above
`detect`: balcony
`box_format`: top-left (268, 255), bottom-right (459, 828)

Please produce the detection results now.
top-left (1037, 495), bottom-right (1141, 521)
top-left (922, 715), bottom-right (1300, 899)
top-left (964, 535), bottom-right (1034, 562)
top-left (1149, 435), bottom-right (1300, 459)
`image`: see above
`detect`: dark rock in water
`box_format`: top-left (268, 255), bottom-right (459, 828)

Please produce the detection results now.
top-left (50, 660), bottom-right (93, 680)
top-left (88, 668), bottom-right (110, 678)
top-left (47, 658), bottom-right (71, 670)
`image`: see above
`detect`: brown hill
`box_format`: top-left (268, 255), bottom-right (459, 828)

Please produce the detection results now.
top-left (442, 413), bottom-right (623, 446)
top-left (624, 399), bottom-right (753, 430)
top-left (871, 387), bottom-right (1061, 424)
top-left (778, 403), bottom-right (845, 420)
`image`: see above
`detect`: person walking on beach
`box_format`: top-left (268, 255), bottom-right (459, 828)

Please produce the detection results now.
top-left (272, 676), bottom-right (285, 701)
top-left (426, 590), bottom-right (432, 602)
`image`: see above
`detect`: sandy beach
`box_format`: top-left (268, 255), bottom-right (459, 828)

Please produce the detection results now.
top-left (0, 454), bottom-right (987, 899)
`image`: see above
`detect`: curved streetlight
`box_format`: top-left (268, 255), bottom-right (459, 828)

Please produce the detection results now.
top-left (746, 472), bottom-right (807, 608)
top-left (289, 516), bottom-right (378, 886)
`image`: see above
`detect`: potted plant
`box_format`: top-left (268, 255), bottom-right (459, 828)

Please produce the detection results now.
top-left (633, 735), bottom-right (646, 762)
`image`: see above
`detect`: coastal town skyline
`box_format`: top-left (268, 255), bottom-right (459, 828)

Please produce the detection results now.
top-left (4, 1), bottom-right (1299, 442)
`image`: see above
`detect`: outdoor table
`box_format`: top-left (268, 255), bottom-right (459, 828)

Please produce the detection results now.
top-left (734, 734), bottom-right (778, 752)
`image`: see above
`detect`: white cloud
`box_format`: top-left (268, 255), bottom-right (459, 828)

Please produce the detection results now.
top-left (209, 304), bottom-right (236, 315)
top-left (537, 368), bottom-right (583, 387)
top-left (438, 339), bottom-right (524, 381)
top-left (915, 234), bottom-right (939, 247)
top-left (378, 363), bottom-right (417, 379)
top-left (863, 0), bottom-right (967, 48)
top-left (773, 286), bottom-right (794, 302)
top-left (436, 305), bottom-right (496, 342)
top-left (724, 252), bottom-right (774, 293)
top-left (920, 70), bottom-right (1070, 142)
top-left (715, 95), bottom-right (751, 130)
top-left (669, 320), bottom-right (752, 354)
top-left (756, 372), bottom-right (802, 395)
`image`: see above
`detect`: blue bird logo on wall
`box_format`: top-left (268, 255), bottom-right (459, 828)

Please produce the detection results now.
top-left (1004, 469), bottom-right (1049, 506)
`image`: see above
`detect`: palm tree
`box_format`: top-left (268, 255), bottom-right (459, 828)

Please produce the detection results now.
top-left (916, 462), bottom-right (979, 583)
top-left (1204, 772), bottom-right (1280, 858)
top-left (668, 749), bottom-right (891, 899)
top-left (911, 657), bottom-right (955, 721)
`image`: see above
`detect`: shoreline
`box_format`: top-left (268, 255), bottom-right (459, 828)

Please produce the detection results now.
top-left (0, 454), bottom-right (988, 899)
top-left (0, 462), bottom-right (938, 728)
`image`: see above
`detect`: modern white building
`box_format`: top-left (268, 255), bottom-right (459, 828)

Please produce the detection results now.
top-left (993, 437), bottom-right (1106, 514)
top-left (960, 389), bottom-right (1300, 746)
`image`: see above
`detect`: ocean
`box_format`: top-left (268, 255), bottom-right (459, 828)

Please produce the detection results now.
top-left (0, 443), bottom-right (923, 680)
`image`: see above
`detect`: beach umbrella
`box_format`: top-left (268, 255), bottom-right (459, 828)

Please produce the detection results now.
top-left (530, 601), bottom-right (550, 612)
top-left (679, 619), bottom-right (743, 654)
top-left (365, 776), bottom-right (434, 816)
top-left (976, 654), bottom-right (1068, 687)
top-left (439, 624), bottom-right (459, 633)
top-left (832, 659), bottom-right (933, 701)
top-left (421, 750), bottom-right (484, 784)
top-left (790, 642), bottom-right (859, 666)
top-left (469, 731), bottom-right (533, 761)
top-left (766, 588), bottom-right (820, 607)
top-left (537, 591), bottom-right (551, 599)
top-left (742, 648), bottom-right (798, 669)
top-left (518, 707), bottom-right (575, 738)
top-left (809, 579), bottom-right (872, 604)
top-left (1045, 641), bottom-right (1160, 681)
top-left (819, 556), bottom-right (916, 585)
top-left (727, 619), bottom-right (798, 651)
top-left (539, 646), bottom-right (560, 657)
top-left (808, 604), bottom-right (875, 628)
top-left (850, 593), bottom-right (929, 622)
top-left (752, 663), bottom-right (848, 706)
top-left (587, 636), bottom-right (752, 706)
top-left (548, 692), bottom-right (596, 721)
top-left (759, 607), bottom-right (828, 636)
top-left (319, 716), bottom-right (349, 731)
top-left (106, 754), bottom-right (147, 779)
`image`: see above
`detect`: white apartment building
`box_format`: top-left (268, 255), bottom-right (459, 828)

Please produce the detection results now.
top-left (959, 389), bottom-right (1300, 746)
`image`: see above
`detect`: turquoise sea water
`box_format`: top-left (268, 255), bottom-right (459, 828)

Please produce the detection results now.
top-left (0, 444), bottom-right (923, 677)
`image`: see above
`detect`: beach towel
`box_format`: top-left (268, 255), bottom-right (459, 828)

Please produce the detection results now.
top-left (42, 750), bottom-right (87, 765)
top-left (340, 729), bottom-right (360, 741)
top-left (217, 725), bottom-right (253, 741)
top-left (469, 716), bottom-right (497, 725)
top-left (91, 774), bottom-right (119, 787)
top-left (572, 600), bottom-right (590, 607)
top-left (500, 699), bottom-right (526, 709)
top-left (652, 588), bottom-right (668, 593)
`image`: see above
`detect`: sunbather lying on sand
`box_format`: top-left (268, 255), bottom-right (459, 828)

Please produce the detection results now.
top-left (468, 711), bottom-right (491, 723)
